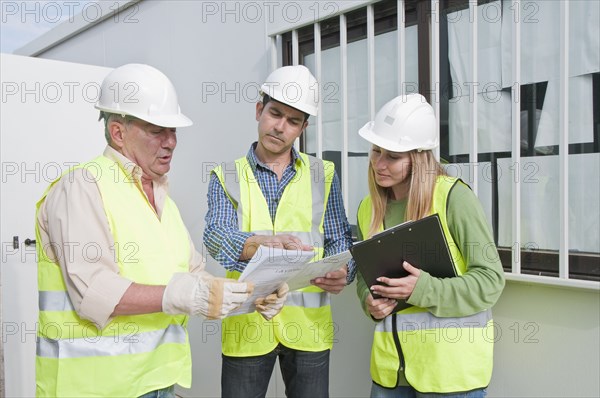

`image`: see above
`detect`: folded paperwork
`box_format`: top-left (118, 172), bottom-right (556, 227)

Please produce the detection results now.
top-left (228, 246), bottom-right (351, 316)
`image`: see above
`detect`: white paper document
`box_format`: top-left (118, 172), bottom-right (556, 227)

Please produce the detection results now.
top-left (228, 246), bottom-right (352, 316)
top-left (286, 250), bottom-right (352, 291)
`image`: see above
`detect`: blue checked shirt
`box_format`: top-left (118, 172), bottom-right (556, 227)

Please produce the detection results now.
top-left (203, 143), bottom-right (356, 284)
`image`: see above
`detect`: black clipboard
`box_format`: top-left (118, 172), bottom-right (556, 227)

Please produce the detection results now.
top-left (350, 213), bottom-right (457, 311)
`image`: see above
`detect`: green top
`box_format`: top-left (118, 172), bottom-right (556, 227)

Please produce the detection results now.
top-left (356, 181), bottom-right (505, 319)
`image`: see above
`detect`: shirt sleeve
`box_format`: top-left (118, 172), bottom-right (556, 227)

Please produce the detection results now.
top-left (203, 172), bottom-right (253, 272)
top-left (186, 231), bottom-right (206, 273)
top-left (323, 171), bottom-right (356, 284)
top-left (407, 182), bottom-right (506, 317)
top-left (39, 168), bottom-right (133, 329)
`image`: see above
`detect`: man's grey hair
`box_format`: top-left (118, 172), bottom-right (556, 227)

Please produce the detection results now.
top-left (99, 112), bottom-right (134, 144)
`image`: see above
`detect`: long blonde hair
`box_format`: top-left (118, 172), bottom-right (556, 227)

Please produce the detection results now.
top-left (366, 149), bottom-right (446, 238)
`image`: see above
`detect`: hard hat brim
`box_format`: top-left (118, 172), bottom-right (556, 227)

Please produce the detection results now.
top-left (358, 121), bottom-right (438, 153)
top-left (95, 105), bottom-right (193, 128)
top-left (263, 91), bottom-right (318, 116)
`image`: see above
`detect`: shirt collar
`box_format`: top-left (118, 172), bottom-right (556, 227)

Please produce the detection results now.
top-left (247, 142), bottom-right (305, 172)
top-left (102, 145), bottom-right (169, 189)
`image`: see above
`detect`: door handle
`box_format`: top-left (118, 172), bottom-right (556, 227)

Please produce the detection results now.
top-left (12, 236), bottom-right (37, 249)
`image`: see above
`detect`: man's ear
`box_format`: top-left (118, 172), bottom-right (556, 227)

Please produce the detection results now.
top-left (108, 120), bottom-right (126, 149)
top-left (256, 101), bottom-right (264, 121)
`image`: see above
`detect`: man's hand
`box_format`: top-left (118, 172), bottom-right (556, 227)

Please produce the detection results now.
top-left (241, 234), bottom-right (313, 260)
top-left (162, 271), bottom-right (254, 319)
top-left (255, 283), bottom-right (289, 320)
top-left (311, 265), bottom-right (348, 294)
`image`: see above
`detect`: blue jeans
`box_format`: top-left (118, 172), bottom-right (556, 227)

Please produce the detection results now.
top-left (137, 385), bottom-right (175, 398)
top-left (222, 344), bottom-right (330, 398)
top-left (371, 383), bottom-right (487, 398)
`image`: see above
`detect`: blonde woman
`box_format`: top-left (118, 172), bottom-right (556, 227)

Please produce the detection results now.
top-left (355, 94), bottom-right (505, 398)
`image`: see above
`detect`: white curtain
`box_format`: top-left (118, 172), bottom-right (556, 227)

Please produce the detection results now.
top-left (304, 27), bottom-right (419, 224)
top-left (305, 28), bottom-right (419, 154)
top-left (447, 2), bottom-right (510, 155)
top-left (501, 0), bottom-right (600, 86)
top-left (496, 154), bottom-right (600, 253)
top-left (448, 92), bottom-right (512, 155)
top-left (447, 0), bottom-right (599, 253)
top-left (535, 75), bottom-right (595, 147)
top-left (448, 1), bottom-right (599, 155)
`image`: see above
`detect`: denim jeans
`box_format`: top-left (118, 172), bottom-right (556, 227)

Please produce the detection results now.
top-left (222, 344), bottom-right (330, 398)
top-left (370, 383), bottom-right (487, 398)
top-left (137, 385), bottom-right (175, 398)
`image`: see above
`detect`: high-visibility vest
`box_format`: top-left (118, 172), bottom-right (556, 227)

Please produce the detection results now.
top-left (213, 153), bottom-right (335, 356)
top-left (35, 156), bottom-right (192, 398)
top-left (357, 176), bottom-right (494, 393)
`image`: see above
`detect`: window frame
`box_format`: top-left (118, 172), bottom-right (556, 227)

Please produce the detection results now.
top-left (274, 0), bottom-right (600, 284)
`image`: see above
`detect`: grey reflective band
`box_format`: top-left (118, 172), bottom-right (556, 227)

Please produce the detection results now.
top-left (37, 324), bottom-right (187, 359)
top-left (376, 309), bottom-right (492, 332)
top-left (285, 291), bottom-right (330, 308)
top-left (308, 157), bottom-right (326, 241)
top-left (221, 161), bottom-right (243, 222)
top-left (39, 290), bottom-right (74, 312)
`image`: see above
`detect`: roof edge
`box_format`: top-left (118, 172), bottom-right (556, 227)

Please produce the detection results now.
top-left (14, 0), bottom-right (141, 57)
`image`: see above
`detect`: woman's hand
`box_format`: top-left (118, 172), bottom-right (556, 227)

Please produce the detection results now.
top-left (366, 293), bottom-right (397, 320)
top-left (370, 261), bottom-right (421, 300)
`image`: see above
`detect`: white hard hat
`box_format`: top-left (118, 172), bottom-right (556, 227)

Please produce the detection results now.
top-left (358, 94), bottom-right (438, 152)
top-left (260, 65), bottom-right (319, 116)
top-left (95, 64), bottom-right (192, 128)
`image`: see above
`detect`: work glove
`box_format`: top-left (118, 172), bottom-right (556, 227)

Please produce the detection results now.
top-left (254, 283), bottom-right (289, 321)
top-left (163, 271), bottom-right (254, 319)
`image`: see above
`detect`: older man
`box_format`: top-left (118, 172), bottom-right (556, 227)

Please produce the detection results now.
top-left (35, 64), bottom-right (283, 398)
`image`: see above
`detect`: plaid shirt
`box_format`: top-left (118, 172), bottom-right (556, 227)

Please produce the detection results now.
top-left (203, 143), bottom-right (356, 283)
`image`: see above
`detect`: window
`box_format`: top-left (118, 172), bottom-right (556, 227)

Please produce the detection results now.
top-left (440, 0), bottom-right (599, 281)
top-left (281, 0), bottom-right (423, 228)
top-left (272, 0), bottom-right (600, 283)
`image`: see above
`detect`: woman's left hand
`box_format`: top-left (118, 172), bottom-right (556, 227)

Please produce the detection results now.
top-left (370, 261), bottom-right (421, 300)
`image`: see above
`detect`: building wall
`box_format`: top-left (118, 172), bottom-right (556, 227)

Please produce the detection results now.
top-left (491, 281), bottom-right (599, 397)
top-left (29, 1), bottom-right (600, 397)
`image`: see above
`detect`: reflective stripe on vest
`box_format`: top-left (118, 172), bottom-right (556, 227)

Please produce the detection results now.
top-left (35, 156), bottom-right (192, 398)
top-left (37, 324), bottom-right (187, 358)
top-left (358, 176), bottom-right (494, 392)
top-left (214, 153), bottom-right (334, 355)
top-left (375, 309), bottom-right (492, 332)
top-left (39, 290), bottom-right (74, 312)
top-left (286, 290), bottom-right (331, 308)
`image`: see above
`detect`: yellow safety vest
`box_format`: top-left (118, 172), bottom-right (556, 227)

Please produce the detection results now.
top-left (213, 153), bottom-right (335, 356)
top-left (36, 156), bottom-right (192, 397)
top-left (357, 176), bottom-right (494, 393)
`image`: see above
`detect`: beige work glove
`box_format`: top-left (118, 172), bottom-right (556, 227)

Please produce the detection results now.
top-left (254, 283), bottom-right (289, 321)
top-left (163, 271), bottom-right (254, 319)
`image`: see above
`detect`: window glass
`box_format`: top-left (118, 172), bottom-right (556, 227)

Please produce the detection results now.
top-left (442, 0), bottom-right (599, 279)
top-left (286, 0), bottom-right (599, 280)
